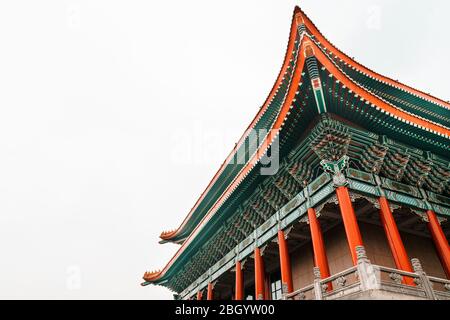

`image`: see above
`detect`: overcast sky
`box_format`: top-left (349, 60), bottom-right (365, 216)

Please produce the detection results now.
top-left (0, 1), bottom-right (448, 299)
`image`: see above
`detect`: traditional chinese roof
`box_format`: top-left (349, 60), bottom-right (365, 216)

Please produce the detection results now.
top-left (143, 7), bottom-right (450, 290)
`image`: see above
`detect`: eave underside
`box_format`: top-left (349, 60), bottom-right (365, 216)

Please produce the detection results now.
top-left (161, 8), bottom-right (450, 244)
top-left (145, 7), bottom-right (450, 289)
top-left (149, 114), bottom-right (450, 292)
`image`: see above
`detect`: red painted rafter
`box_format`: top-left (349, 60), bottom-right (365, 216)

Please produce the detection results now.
top-left (162, 6), bottom-right (450, 244)
top-left (294, 6), bottom-right (450, 110)
top-left (306, 37), bottom-right (450, 136)
top-left (160, 9), bottom-right (302, 242)
top-left (144, 7), bottom-right (450, 284)
top-left (143, 37), bottom-right (309, 283)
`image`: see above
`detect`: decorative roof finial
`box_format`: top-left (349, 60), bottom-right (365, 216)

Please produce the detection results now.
top-left (304, 42), bottom-right (315, 58)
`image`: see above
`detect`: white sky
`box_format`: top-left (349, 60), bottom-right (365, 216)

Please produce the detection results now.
top-left (0, 1), bottom-right (448, 299)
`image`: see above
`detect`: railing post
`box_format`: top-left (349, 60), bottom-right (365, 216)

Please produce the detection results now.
top-left (356, 246), bottom-right (380, 291)
top-left (313, 267), bottom-right (323, 300)
top-left (411, 258), bottom-right (437, 300)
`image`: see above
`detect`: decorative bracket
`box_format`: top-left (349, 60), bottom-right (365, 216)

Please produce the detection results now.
top-left (299, 215), bottom-right (309, 224)
top-left (231, 258), bottom-right (247, 272)
top-left (350, 192), bottom-right (379, 209)
top-left (301, 207), bottom-right (322, 225)
top-left (417, 188), bottom-right (435, 211)
top-left (437, 216), bottom-right (447, 225)
top-left (321, 155), bottom-right (349, 187)
top-left (389, 203), bottom-right (401, 212)
top-left (209, 280), bottom-right (218, 290)
top-left (273, 226), bottom-right (293, 243)
top-left (411, 209), bottom-right (429, 223)
top-left (260, 244), bottom-right (268, 256)
top-left (326, 194), bottom-right (339, 206)
top-left (314, 203), bottom-right (326, 216)
top-left (241, 258), bottom-right (248, 270)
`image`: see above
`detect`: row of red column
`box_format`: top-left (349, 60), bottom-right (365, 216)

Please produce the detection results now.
top-left (336, 187), bottom-right (450, 279)
top-left (197, 185), bottom-right (450, 300)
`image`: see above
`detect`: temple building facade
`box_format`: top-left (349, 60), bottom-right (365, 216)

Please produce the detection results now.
top-left (142, 7), bottom-right (450, 300)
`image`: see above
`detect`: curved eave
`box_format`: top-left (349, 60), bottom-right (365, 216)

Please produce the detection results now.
top-left (159, 9), bottom-right (303, 243)
top-left (294, 6), bottom-right (450, 111)
top-left (145, 6), bottom-right (450, 286)
top-left (163, 6), bottom-right (450, 244)
top-left (143, 36), bottom-right (310, 285)
top-left (305, 36), bottom-right (450, 137)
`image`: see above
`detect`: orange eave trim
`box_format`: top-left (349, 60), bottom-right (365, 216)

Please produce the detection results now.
top-left (294, 6), bottom-right (450, 110)
top-left (147, 7), bottom-right (450, 284)
top-left (144, 38), bottom-right (308, 283)
top-left (308, 37), bottom-right (450, 137)
top-left (160, 10), bottom-right (302, 242)
top-left (163, 6), bottom-right (450, 241)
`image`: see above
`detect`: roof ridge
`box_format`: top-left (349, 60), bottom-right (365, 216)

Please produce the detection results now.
top-left (143, 6), bottom-right (450, 286)
top-left (159, 8), bottom-right (303, 243)
top-left (294, 6), bottom-right (450, 110)
top-left (306, 36), bottom-right (450, 137)
top-left (306, 35), bottom-right (450, 130)
top-left (143, 35), bottom-right (310, 283)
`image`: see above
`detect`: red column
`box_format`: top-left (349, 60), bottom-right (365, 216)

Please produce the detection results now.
top-left (196, 290), bottom-right (203, 301)
top-left (378, 197), bottom-right (414, 285)
top-left (235, 261), bottom-right (244, 300)
top-left (378, 198), bottom-right (413, 270)
top-left (427, 210), bottom-right (450, 279)
top-left (254, 247), bottom-right (265, 300)
top-left (336, 186), bottom-right (364, 265)
top-left (277, 230), bottom-right (293, 294)
top-left (207, 283), bottom-right (213, 300)
top-left (307, 208), bottom-right (331, 284)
